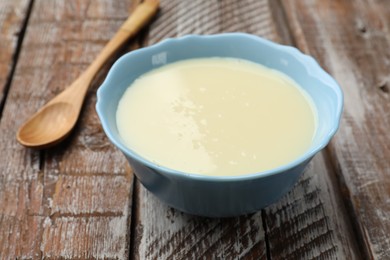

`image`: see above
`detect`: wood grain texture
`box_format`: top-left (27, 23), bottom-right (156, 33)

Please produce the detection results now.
top-left (264, 155), bottom-right (361, 259)
top-left (281, 0), bottom-right (390, 258)
top-left (132, 0), bottom-right (361, 259)
top-left (132, 183), bottom-right (267, 260)
top-left (0, 0), bottom-right (31, 110)
top-left (146, 0), bottom-right (279, 45)
top-left (0, 0), bottom-right (140, 258)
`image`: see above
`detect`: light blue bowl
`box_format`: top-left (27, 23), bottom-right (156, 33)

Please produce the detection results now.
top-left (96, 33), bottom-right (343, 217)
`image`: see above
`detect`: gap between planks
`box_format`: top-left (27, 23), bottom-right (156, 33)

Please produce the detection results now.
top-left (0, 0), bottom-right (34, 120)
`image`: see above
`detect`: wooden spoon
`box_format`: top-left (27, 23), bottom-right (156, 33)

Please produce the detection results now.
top-left (16, 0), bottom-right (159, 149)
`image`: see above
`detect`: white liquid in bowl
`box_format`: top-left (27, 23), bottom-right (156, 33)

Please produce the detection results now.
top-left (116, 58), bottom-right (317, 176)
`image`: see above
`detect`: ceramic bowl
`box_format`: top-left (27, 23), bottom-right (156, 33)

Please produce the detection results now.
top-left (96, 33), bottom-right (343, 217)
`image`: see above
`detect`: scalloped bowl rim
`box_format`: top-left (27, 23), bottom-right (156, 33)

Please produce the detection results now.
top-left (96, 33), bottom-right (343, 182)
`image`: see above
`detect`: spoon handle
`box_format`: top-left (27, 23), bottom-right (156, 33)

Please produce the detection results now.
top-left (83, 0), bottom-right (160, 84)
top-left (41, 0), bottom-right (159, 117)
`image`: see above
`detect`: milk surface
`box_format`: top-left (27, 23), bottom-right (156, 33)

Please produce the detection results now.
top-left (116, 58), bottom-right (317, 176)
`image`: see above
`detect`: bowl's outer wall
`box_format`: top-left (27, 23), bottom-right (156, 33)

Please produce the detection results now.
top-left (96, 33), bottom-right (343, 217)
top-left (128, 155), bottom-right (312, 217)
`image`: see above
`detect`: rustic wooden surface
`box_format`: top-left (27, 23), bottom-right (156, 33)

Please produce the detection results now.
top-left (0, 0), bottom-right (389, 259)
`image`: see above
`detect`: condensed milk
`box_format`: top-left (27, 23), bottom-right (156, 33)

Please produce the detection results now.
top-left (116, 58), bottom-right (317, 176)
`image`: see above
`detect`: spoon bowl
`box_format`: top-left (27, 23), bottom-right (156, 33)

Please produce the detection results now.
top-left (17, 102), bottom-right (77, 148)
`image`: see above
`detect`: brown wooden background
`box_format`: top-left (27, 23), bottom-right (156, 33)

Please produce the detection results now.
top-left (0, 0), bottom-right (389, 259)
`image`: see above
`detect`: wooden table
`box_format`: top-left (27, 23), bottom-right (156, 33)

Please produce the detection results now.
top-left (1, 0), bottom-right (389, 259)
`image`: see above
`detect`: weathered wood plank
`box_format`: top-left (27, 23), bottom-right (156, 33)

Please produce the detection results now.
top-left (0, 0), bottom-right (141, 258)
top-left (0, 0), bottom-right (31, 112)
top-left (0, 4), bottom-right (42, 256)
top-left (132, 0), bottom-right (360, 259)
top-left (281, 0), bottom-right (390, 258)
top-left (38, 0), bottom-right (142, 257)
top-left (133, 183), bottom-right (267, 259)
top-left (264, 155), bottom-right (361, 259)
top-left (147, 0), bottom-right (278, 45)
